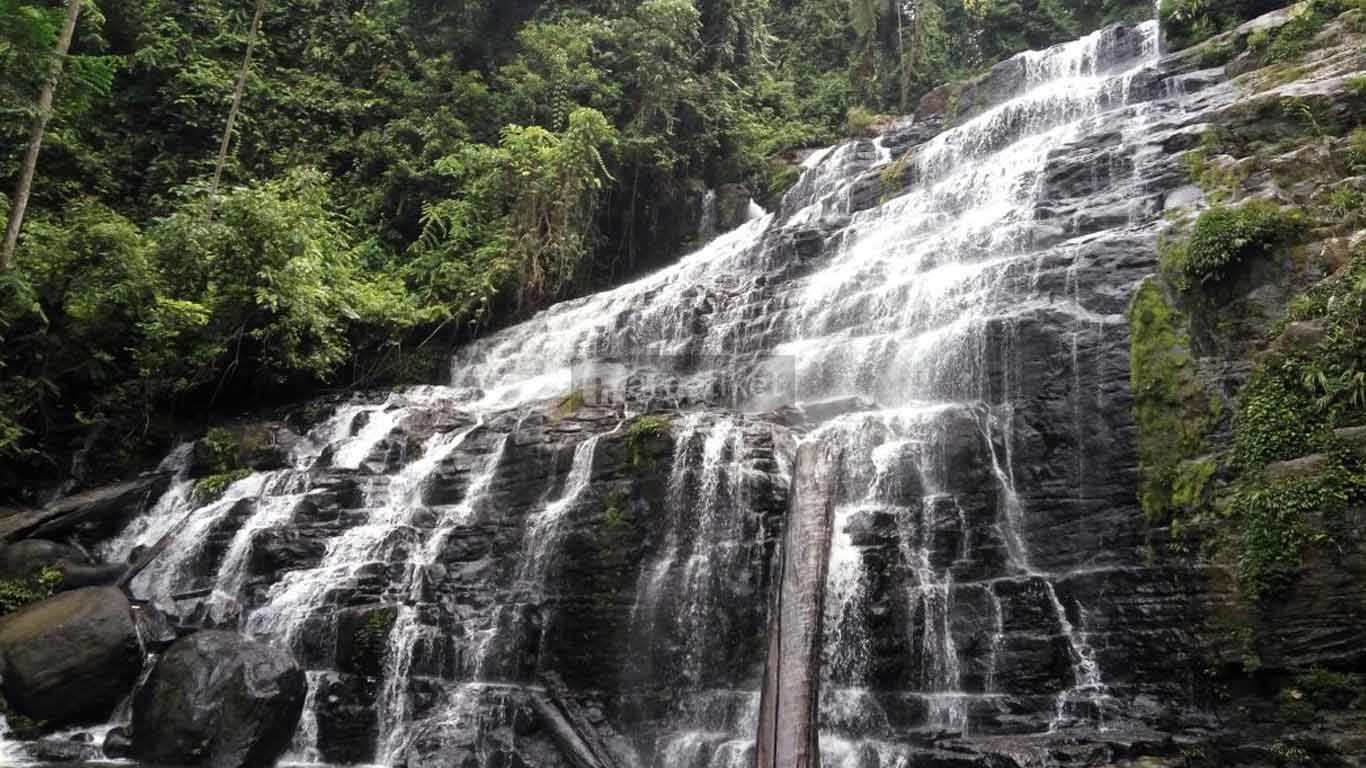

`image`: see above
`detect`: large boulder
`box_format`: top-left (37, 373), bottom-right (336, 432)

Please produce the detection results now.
top-left (0, 586), bottom-right (142, 725)
top-left (0, 539), bottom-right (125, 589)
top-left (132, 630), bottom-right (306, 768)
top-left (0, 539), bottom-right (88, 579)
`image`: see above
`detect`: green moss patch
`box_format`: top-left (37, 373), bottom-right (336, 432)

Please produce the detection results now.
top-left (1128, 281), bottom-right (1221, 522)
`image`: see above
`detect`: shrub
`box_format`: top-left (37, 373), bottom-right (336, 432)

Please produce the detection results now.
top-left (846, 105), bottom-right (878, 137)
top-left (199, 427), bottom-right (239, 473)
top-left (1232, 372), bottom-right (1323, 468)
top-left (1181, 201), bottom-right (1300, 288)
top-left (1349, 128), bottom-right (1366, 172)
top-left (192, 468), bottom-right (253, 504)
top-left (625, 415), bottom-right (672, 469)
top-left (0, 567), bottom-right (63, 617)
top-left (1293, 668), bottom-right (1363, 710)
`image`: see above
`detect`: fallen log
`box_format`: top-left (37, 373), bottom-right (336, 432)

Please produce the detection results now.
top-left (116, 510), bottom-right (196, 593)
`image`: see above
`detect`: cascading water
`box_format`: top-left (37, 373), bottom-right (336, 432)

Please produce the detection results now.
top-left (102, 15), bottom-right (1203, 767)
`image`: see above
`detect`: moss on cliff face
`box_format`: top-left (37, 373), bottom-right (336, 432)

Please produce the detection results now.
top-left (1134, 9), bottom-right (1366, 610)
top-left (1128, 280), bottom-right (1221, 523)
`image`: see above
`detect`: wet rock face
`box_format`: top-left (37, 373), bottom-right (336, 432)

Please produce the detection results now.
top-left (0, 586), bottom-right (142, 726)
top-left (132, 630), bottom-right (306, 768)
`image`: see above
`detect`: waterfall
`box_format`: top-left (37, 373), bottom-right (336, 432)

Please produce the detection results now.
top-left (107, 15), bottom-right (1194, 767)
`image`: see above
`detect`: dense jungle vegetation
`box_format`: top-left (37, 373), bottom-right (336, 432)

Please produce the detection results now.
top-left (1, 0), bottom-right (1245, 496)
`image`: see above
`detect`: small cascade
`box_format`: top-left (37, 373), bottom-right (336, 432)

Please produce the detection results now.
top-left (520, 427), bottom-right (616, 590)
top-left (0, 715), bottom-right (32, 767)
top-left (246, 421), bottom-right (478, 650)
top-left (284, 670), bottom-right (327, 766)
top-left (377, 427), bottom-right (509, 762)
top-left (698, 189), bottom-right (719, 241)
top-left (645, 417), bottom-right (776, 768)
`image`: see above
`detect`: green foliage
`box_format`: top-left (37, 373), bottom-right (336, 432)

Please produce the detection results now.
top-left (1197, 40), bottom-right (1238, 67)
top-left (1232, 373), bottom-right (1324, 468)
top-left (602, 486), bottom-right (630, 529)
top-left (0, 566), bottom-right (62, 617)
top-left (1222, 247), bottom-right (1366, 601)
top-left (1273, 251), bottom-right (1366, 423)
top-left (1175, 202), bottom-right (1301, 289)
top-left (1159, 0), bottom-right (1229, 49)
top-left (351, 606), bottom-right (398, 677)
top-left (1263, 0), bottom-right (1342, 63)
top-left (192, 468), bottom-right (252, 504)
top-left (625, 415), bottom-right (672, 469)
top-left (1287, 668), bottom-right (1365, 711)
top-left (1160, 0), bottom-right (1348, 51)
top-left (1348, 75), bottom-right (1366, 99)
top-left (846, 105), bottom-right (878, 136)
top-left (1128, 281), bottom-right (1220, 521)
top-left (1349, 128), bottom-right (1366, 172)
top-left (1234, 468), bottom-right (1357, 600)
top-left (200, 427), bottom-right (239, 473)
top-left (880, 153), bottom-right (911, 200)
top-left (1321, 185), bottom-right (1363, 219)
top-left (148, 169), bottom-right (417, 391)
top-left (1181, 144), bottom-right (1250, 202)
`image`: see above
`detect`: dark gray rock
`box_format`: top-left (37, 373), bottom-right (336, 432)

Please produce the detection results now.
top-left (132, 630), bottom-right (306, 768)
top-left (0, 539), bottom-right (88, 579)
top-left (715, 183), bottom-right (753, 233)
top-left (0, 586), bottom-right (141, 726)
top-left (0, 474), bottom-right (171, 544)
top-left (1264, 454), bottom-right (1334, 483)
top-left (0, 540), bottom-right (127, 589)
top-left (103, 725), bottom-right (135, 759)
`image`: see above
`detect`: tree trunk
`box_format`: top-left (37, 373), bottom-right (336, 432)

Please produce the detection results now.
top-left (0, 0), bottom-right (84, 271)
top-left (209, 0), bottom-right (268, 199)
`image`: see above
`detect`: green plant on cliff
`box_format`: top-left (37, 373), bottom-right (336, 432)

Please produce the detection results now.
top-left (1172, 201), bottom-right (1302, 289)
top-left (602, 486), bottom-right (630, 529)
top-left (1232, 373), bottom-right (1324, 468)
top-left (1225, 247), bottom-right (1366, 600)
top-left (193, 469), bottom-right (253, 504)
top-left (1263, 0), bottom-right (1341, 63)
top-left (1128, 281), bottom-right (1220, 522)
top-left (0, 566), bottom-right (62, 617)
top-left (1348, 128), bottom-right (1366, 172)
top-left (1233, 471), bottom-right (1351, 600)
top-left (199, 427), bottom-right (239, 472)
top-left (191, 426), bottom-right (253, 503)
top-left (880, 153), bottom-right (911, 201)
top-left (625, 415), bottom-right (672, 470)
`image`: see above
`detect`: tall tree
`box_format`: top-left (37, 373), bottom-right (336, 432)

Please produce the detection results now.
top-left (1, 0), bottom-right (83, 271)
top-left (209, 0), bottom-right (267, 200)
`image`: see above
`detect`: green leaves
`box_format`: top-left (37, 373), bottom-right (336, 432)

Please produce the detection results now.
top-left (1177, 201), bottom-right (1302, 288)
top-left (146, 168), bottom-right (418, 391)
